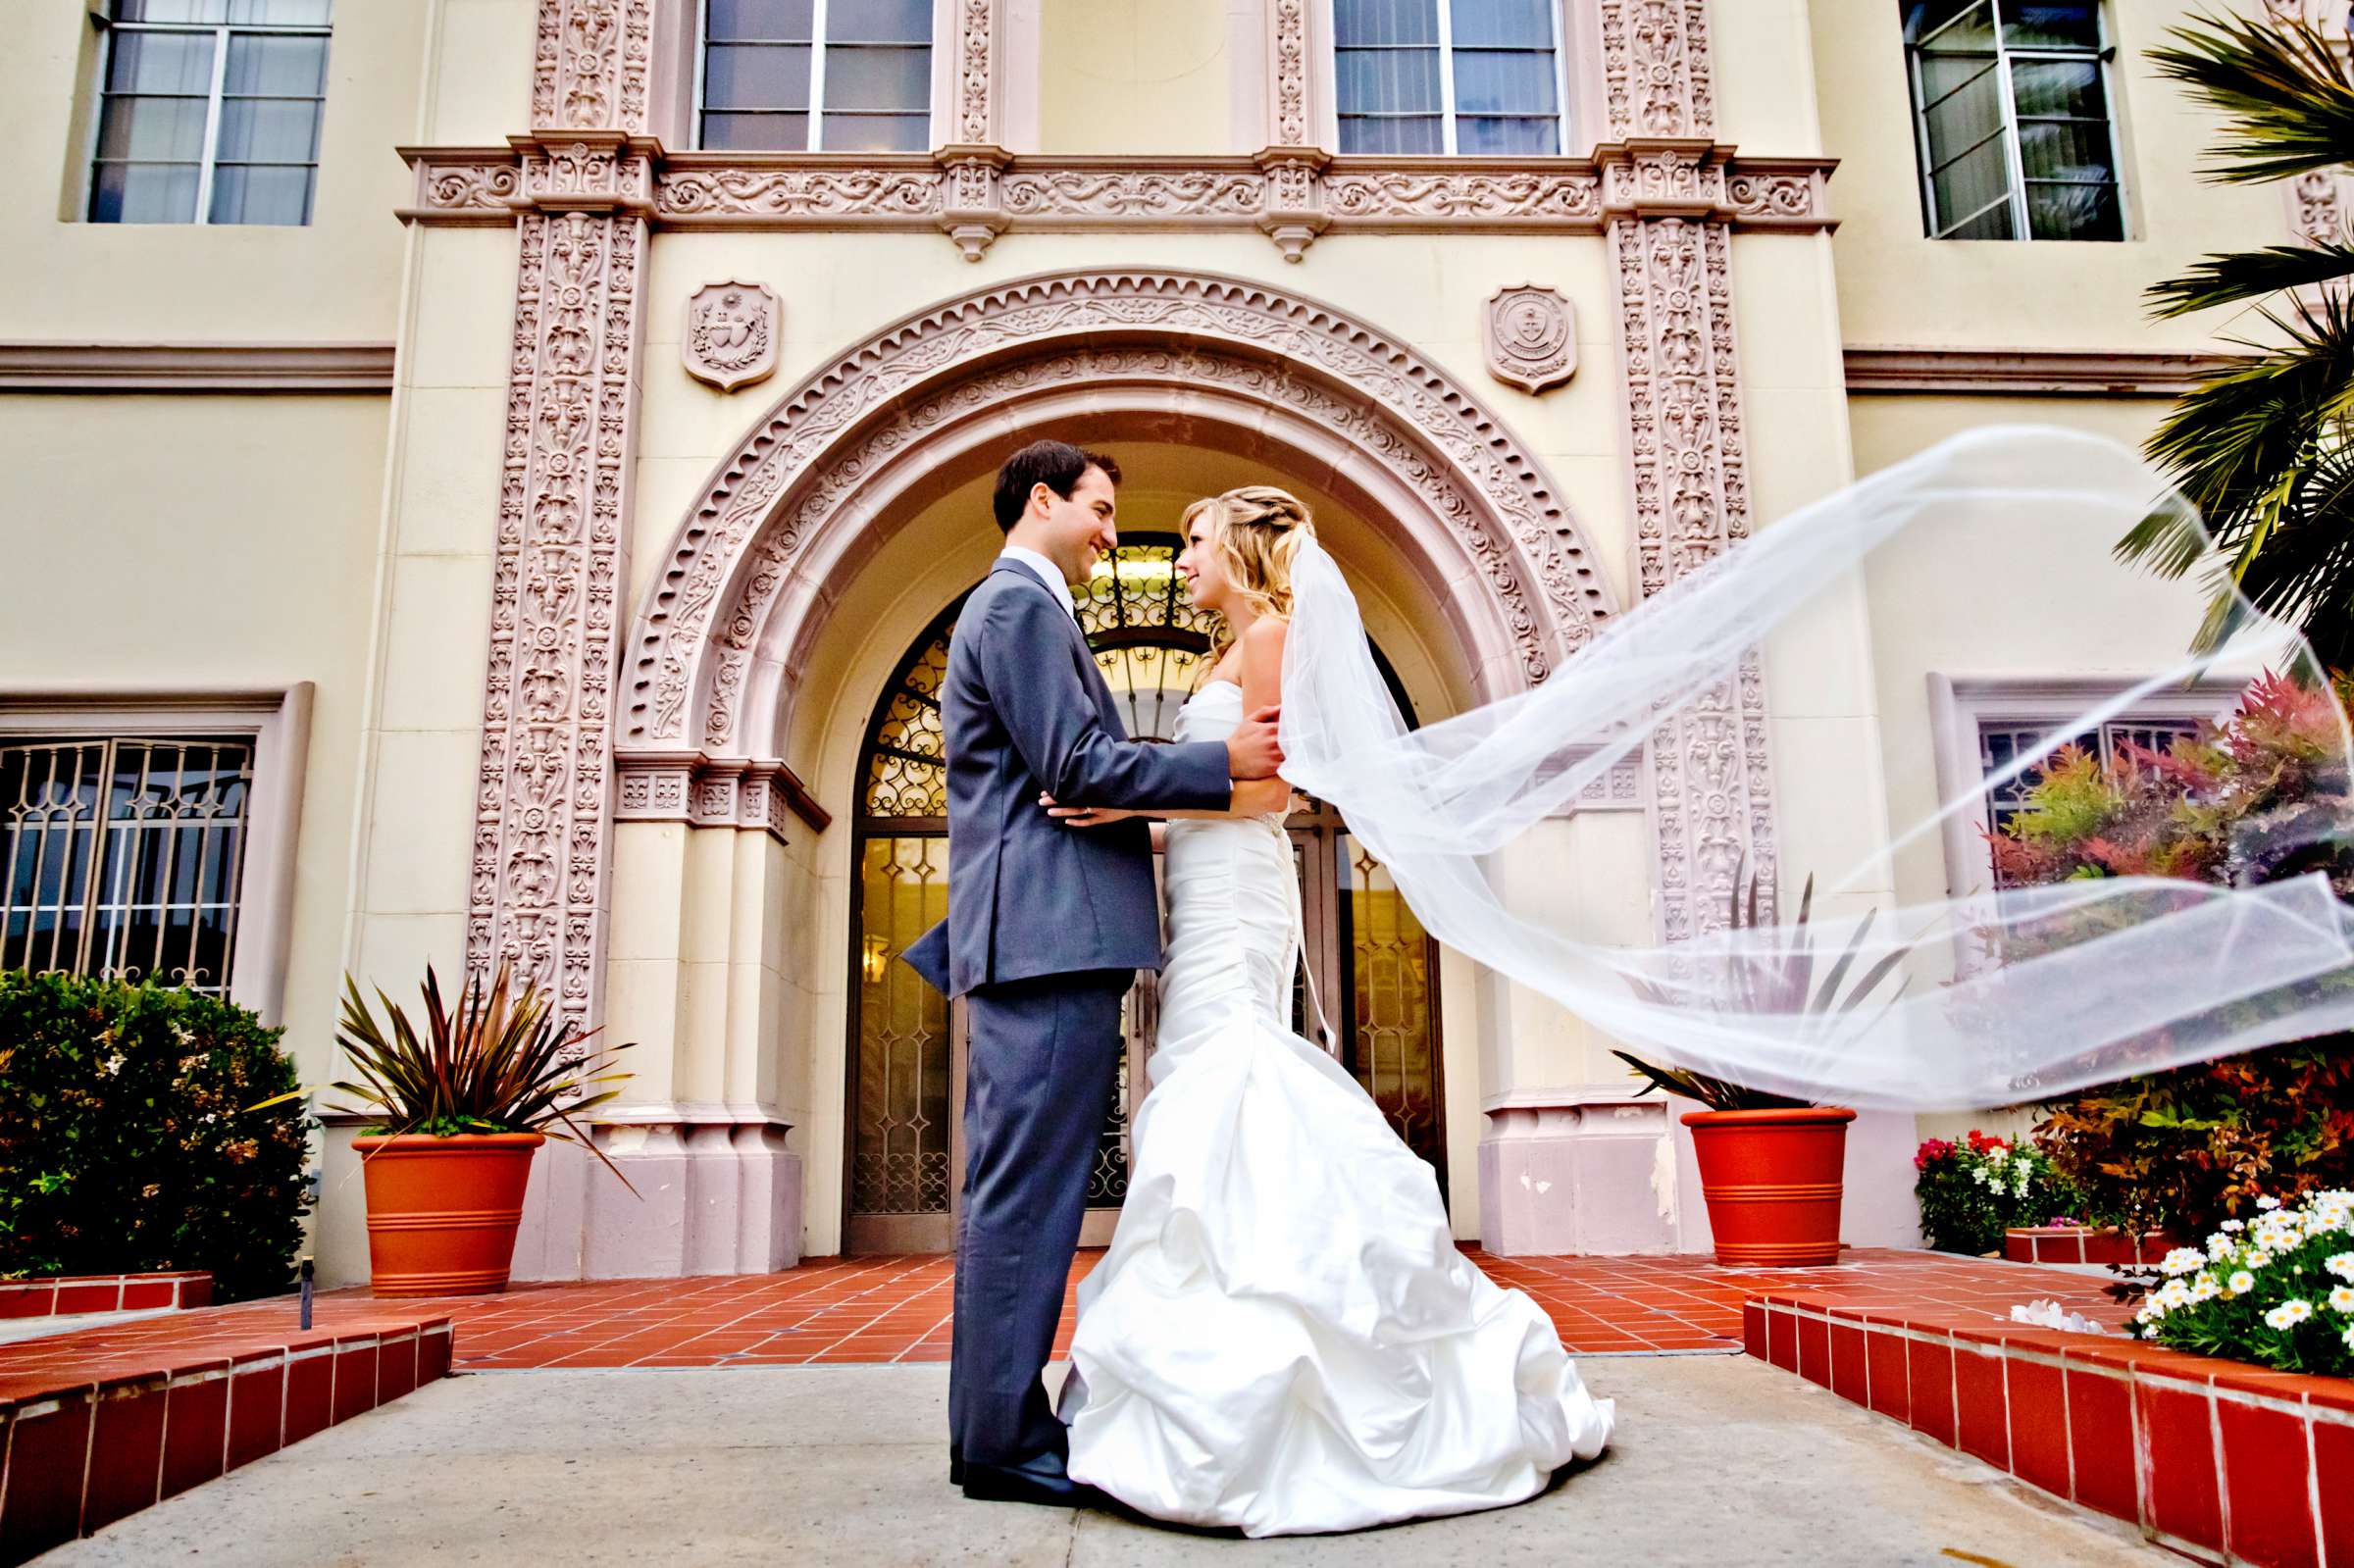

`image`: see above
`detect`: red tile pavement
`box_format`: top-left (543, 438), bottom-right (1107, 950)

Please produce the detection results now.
top-left (293, 1245), bottom-right (2127, 1373)
top-left (0, 1298), bottom-right (452, 1402)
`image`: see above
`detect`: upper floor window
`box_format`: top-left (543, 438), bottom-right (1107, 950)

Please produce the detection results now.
top-left (1901, 1), bottom-right (2123, 241)
top-left (88, 0), bottom-right (332, 227)
top-left (1335, 0), bottom-right (1565, 156)
top-left (698, 0), bottom-right (934, 152)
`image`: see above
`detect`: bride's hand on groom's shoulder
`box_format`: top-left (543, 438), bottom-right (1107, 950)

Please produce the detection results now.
top-left (1040, 790), bottom-right (1134, 828)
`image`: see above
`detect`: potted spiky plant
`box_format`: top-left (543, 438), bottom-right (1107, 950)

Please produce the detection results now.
top-left (1614, 869), bottom-right (1911, 1267)
top-left (333, 960), bottom-right (632, 1296)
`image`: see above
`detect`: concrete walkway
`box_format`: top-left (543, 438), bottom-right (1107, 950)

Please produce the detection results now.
top-left (43, 1357), bottom-right (2167, 1566)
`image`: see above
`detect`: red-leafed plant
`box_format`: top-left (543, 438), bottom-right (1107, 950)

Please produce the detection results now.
top-left (1993, 671), bottom-right (2354, 1235)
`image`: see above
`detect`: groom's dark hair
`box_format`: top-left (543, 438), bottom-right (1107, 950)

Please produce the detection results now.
top-left (993, 439), bottom-right (1122, 532)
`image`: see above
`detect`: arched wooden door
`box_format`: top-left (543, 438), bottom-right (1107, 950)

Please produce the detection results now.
top-left (844, 536), bottom-right (1444, 1252)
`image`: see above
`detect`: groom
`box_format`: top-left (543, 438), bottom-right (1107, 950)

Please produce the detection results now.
top-left (902, 439), bottom-right (1284, 1508)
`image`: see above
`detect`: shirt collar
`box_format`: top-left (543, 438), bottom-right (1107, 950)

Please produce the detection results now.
top-left (998, 545), bottom-right (1078, 624)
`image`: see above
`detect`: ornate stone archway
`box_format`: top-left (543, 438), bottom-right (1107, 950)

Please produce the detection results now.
top-left (620, 269), bottom-right (1618, 774)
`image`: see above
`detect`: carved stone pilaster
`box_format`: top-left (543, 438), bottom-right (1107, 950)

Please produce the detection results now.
top-left (1612, 207), bottom-right (1774, 939)
top-left (468, 5), bottom-right (659, 1040)
top-left (955, 0), bottom-right (999, 144)
top-left (1268, 0), bottom-right (1311, 147)
top-left (1598, 0), bottom-right (1716, 140)
top-left (532, 0), bottom-right (655, 133)
top-left (1254, 146), bottom-right (1330, 262)
top-left (935, 143), bottom-right (1011, 261)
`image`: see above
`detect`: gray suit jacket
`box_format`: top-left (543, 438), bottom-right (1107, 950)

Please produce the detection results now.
top-left (901, 559), bottom-right (1233, 998)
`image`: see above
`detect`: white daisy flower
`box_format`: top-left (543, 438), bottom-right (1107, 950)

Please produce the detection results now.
top-left (2222, 1219), bottom-right (2245, 1233)
top-left (2327, 1253), bottom-right (2354, 1283)
top-left (2265, 1299), bottom-right (2314, 1330)
top-left (2161, 1248), bottom-right (2207, 1277)
top-left (2328, 1285), bottom-right (2354, 1315)
top-left (2191, 1276), bottom-right (2222, 1302)
top-left (2258, 1195), bottom-right (2282, 1211)
top-left (2227, 1271), bottom-right (2257, 1295)
top-left (2344, 1325), bottom-right (2354, 1353)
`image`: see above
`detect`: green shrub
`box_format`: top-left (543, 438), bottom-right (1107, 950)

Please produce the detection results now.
top-left (0, 970), bottom-right (313, 1302)
top-left (1914, 1130), bottom-right (2079, 1255)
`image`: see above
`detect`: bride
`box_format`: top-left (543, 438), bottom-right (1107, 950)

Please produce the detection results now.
top-left (1041, 485), bottom-right (1613, 1538)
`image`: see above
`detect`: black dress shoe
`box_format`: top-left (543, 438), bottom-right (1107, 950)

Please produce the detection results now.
top-left (960, 1450), bottom-right (1106, 1510)
top-left (948, 1445), bottom-right (964, 1486)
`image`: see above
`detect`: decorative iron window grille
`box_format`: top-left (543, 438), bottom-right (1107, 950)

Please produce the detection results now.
top-left (1978, 717), bottom-right (2200, 840)
top-left (1901, 0), bottom-right (2124, 241)
top-left (696, 0), bottom-right (934, 153)
top-left (87, 0), bottom-right (333, 227)
top-left (1335, 0), bottom-right (1568, 156)
top-left (0, 736), bottom-right (255, 996)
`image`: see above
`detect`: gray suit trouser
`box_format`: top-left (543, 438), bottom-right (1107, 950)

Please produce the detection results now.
top-left (948, 968), bottom-right (1130, 1466)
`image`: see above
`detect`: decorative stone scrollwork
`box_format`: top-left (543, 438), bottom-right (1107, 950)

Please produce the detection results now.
top-left (400, 151), bottom-right (523, 224)
top-left (683, 281), bottom-right (780, 393)
top-left (1324, 167), bottom-right (1602, 224)
top-left (656, 164), bottom-right (943, 222)
top-left (613, 755), bottom-right (827, 839)
top-left (1000, 168), bottom-right (1266, 219)
top-left (1484, 285), bottom-right (1576, 395)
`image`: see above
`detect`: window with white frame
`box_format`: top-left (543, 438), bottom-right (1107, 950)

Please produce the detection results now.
top-left (697, 0), bottom-right (935, 152)
top-left (1334, 0), bottom-right (1566, 156)
top-left (1901, 0), bottom-right (2124, 241)
top-left (1, 736), bottom-right (255, 996)
top-left (86, 0), bottom-right (333, 227)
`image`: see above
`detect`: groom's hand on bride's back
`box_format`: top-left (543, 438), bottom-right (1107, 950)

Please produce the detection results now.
top-left (1227, 705), bottom-right (1284, 781)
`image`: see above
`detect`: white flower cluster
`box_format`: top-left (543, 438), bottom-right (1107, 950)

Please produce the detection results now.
top-left (1967, 1141), bottom-right (2036, 1199)
top-left (2135, 1190), bottom-right (2354, 1349)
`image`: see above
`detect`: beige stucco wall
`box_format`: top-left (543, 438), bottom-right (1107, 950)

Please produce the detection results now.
top-left (0, 3), bottom-right (425, 342)
top-left (1812, 0), bottom-right (2283, 353)
top-left (0, 390), bottom-right (391, 1116)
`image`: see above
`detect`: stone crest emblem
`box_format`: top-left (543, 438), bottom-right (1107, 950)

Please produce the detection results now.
top-left (683, 280), bottom-right (780, 392)
top-left (1483, 284), bottom-right (1575, 395)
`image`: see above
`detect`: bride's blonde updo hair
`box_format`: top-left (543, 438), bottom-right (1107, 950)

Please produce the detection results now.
top-left (1182, 483), bottom-right (1315, 624)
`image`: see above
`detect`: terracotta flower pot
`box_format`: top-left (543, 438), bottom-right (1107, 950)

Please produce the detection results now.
top-left (352, 1132), bottom-right (544, 1296)
top-left (1683, 1106), bottom-right (1856, 1267)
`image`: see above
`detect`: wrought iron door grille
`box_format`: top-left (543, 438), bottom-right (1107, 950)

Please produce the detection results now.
top-left (0, 736), bottom-right (254, 996)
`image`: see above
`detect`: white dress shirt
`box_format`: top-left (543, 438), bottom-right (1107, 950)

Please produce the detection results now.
top-left (998, 544), bottom-right (1079, 624)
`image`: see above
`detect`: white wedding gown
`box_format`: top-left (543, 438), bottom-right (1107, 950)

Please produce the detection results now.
top-left (1059, 682), bottom-right (1613, 1537)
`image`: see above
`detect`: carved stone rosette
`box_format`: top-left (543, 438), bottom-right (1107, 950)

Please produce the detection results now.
top-left (682, 280), bottom-right (780, 392)
top-left (1484, 284), bottom-right (1576, 394)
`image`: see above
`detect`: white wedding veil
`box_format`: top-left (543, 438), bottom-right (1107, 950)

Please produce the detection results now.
top-left (1276, 426), bottom-right (2354, 1110)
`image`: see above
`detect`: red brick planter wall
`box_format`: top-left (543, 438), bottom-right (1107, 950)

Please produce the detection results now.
top-left (2003, 1227), bottom-right (2178, 1267)
top-left (0, 1274), bottom-right (212, 1318)
top-left (0, 1313), bottom-right (453, 1564)
top-left (1745, 1292), bottom-right (2352, 1567)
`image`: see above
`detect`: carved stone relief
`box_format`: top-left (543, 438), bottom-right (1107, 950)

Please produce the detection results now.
top-left (619, 270), bottom-right (1621, 760)
top-left (1484, 285), bottom-right (1577, 394)
top-left (682, 280), bottom-right (780, 392)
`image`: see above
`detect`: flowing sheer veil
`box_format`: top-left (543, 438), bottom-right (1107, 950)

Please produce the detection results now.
top-left (1276, 425), bottom-right (2354, 1110)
